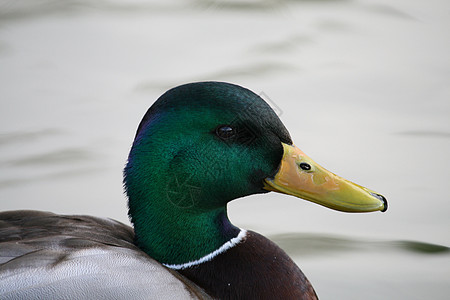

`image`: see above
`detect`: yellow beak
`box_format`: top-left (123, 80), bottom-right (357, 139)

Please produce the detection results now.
top-left (264, 143), bottom-right (387, 213)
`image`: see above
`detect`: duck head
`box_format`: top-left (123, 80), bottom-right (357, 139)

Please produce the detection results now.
top-left (124, 82), bottom-right (386, 265)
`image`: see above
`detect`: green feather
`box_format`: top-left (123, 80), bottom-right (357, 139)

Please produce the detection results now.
top-left (124, 82), bottom-right (291, 264)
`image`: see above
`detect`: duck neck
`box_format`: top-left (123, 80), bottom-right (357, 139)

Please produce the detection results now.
top-left (128, 192), bottom-right (242, 266)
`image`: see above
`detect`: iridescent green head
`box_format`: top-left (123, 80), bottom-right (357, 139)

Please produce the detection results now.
top-left (124, 82), bottom-right (291, 264)
top-left (126, 82), bottom-right (291, 209)
top-left (123, 81), bottom-right (387, 265)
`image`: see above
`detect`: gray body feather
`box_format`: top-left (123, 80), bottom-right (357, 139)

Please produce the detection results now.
top-left (0, 211), bottom-right (210, 300)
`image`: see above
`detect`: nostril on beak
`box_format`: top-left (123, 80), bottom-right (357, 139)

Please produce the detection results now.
top-left (370, 192), bottom-right (388, 212)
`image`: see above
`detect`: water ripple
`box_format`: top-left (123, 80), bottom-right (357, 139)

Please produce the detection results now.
top-left (364, 4), bottom-right (416, 21)
top-left (206, 62), bottom-right (298, 80)
top-left (270, 233), bottom-right (450, 257)
top-left (396, 131), bottom-right (450, 139)
top-left (0, 167), bottom-right (105, 189)
top-left (8, 148), bottom-right (94, 167)
top-left (0, 129), bottom-right (62, 146)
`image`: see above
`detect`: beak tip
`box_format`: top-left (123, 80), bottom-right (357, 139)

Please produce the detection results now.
top-left (370, 192), bottom-right (388, 212)
top-left (381, 199), bottom-right (388, 212)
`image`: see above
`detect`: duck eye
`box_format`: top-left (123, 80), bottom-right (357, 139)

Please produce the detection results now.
top-left (299, 162), bottom-right (311, 171)
top-left (216, 125), bottom-right (236, 140)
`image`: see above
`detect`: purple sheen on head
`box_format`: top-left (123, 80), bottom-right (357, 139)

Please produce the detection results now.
top-left (217, 211), bottom-right (240, 238)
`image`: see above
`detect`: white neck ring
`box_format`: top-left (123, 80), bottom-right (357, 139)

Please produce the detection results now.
top-left (163, 229), bottom-right (247, 270)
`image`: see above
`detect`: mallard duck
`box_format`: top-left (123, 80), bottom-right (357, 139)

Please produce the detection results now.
top-left (0, 82), bottom-right (387, 299)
